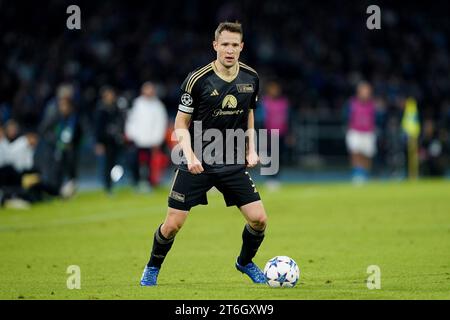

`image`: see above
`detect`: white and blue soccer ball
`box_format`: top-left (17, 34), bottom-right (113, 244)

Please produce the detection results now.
top-left (263, 256), bottom-right (300, 288)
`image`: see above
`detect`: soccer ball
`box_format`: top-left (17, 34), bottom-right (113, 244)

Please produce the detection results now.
top-left (263, 256), bottom-right (300, 288)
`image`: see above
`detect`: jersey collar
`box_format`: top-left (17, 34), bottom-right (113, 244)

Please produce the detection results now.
top-left (212, 61), bottom-right (240, 83)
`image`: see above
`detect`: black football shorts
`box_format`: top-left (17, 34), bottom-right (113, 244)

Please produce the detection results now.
top-left (168, 166), bottom-right (261, 211)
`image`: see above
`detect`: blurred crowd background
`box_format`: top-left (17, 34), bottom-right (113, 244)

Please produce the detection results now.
top-left (1, 0), bottom-right (449, 207)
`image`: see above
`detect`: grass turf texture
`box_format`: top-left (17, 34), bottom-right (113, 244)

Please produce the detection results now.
top-left (0, 180), bottom-right (449, 300)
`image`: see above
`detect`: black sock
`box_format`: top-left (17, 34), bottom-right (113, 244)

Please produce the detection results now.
top-left (238, 224), bottom-right (265, 266)
top-left (147, 225), bottom-right (175, 268)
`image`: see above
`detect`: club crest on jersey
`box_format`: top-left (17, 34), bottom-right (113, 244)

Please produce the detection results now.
top-left (181, 93), bottom-right (193, 106)
top-left (222, 94), bottom-right (238, 109)
top-left (236, 84), bottom-right (254, 93)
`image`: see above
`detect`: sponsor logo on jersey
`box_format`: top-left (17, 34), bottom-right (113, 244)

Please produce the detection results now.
top-left (222, 94), bottom-right (238, 109)
top-left (212, 109), bottom-right (244, 117)
top-left (210, 89), bottom-right (219, 96)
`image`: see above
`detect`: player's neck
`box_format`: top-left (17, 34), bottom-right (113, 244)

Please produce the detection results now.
top-left (213, 60), bottom-right (238, 77)
top-left (212, 60), bottom-right (239, 83)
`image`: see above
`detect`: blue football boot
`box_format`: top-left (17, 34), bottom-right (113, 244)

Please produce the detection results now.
top-left (140, 266), bottom-right (160, 286)
top-left (235, 258), bottom-right (267, 284)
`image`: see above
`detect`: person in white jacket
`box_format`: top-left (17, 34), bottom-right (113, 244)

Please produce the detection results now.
top-left (0, 121), bottom-right (39, 209)
top-left (125, 82), bottom-right (168, 189)
top-left (0, 120), bottom-right (36, 172)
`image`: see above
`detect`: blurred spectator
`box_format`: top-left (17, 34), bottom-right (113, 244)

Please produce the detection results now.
top-left (0, 121), bottom-right (33, 209)
top-left (2, 120), bottom-right (35, 172)
top-left (125, 82), bottom-right (169, 191)
top-left (345, 81), bottom-right (377, 184)
top-left (42, 84), bottom-right (76, 125)
top-left (260, 81), bottom-right (291, 189)
top-left (0, 121), bottom-right (60, 209)
top-left (419, 119), bottom-right (446, 177)
top-left (94, 86), bottom-right (126, 193)
top-left (39, 95), bottom-right (82, 197)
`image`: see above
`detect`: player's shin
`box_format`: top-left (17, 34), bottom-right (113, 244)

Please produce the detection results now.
top-left (147, 225), bottom-right (175, 268)
top-left (238, 223), bottom-right (265, 266)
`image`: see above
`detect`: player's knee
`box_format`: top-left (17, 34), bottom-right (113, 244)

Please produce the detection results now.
top-left (162, 221), bottom-right (182, 238)
top-left (162, 208), bottom-right (188, 237)
top-left (259, 214), bottom-right (268, 229)
top-left (162, 218), bottom-right (184, 238)
top-left (250, 213), bottom-right (267, 231)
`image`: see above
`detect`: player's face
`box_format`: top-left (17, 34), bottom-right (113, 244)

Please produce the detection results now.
top-left (213, 31), bottom-right (243, 68)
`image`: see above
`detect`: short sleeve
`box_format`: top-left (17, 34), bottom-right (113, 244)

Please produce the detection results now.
top-left (178, 72), bottom-right (197, 115)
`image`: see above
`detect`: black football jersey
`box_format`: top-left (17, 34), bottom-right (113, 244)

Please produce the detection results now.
top-left (177, 61), bottom-right (259, 173)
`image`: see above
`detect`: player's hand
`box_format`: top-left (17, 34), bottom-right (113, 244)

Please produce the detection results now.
top-left (188, 156), bottom-right (204, 174)
top-left (246, 151), bottom-right (259, 168)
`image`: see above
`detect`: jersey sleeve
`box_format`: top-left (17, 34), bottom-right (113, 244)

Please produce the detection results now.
top-left (250, 76), bottom-right (260, 110)
top-left (178, 72), bottom-right (198, 115)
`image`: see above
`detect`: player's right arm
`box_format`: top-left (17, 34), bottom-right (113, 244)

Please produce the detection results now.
top-left (174, 111), bottom-right (204, 174)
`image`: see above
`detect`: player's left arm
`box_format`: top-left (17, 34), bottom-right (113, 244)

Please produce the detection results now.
top-left (246, 109), bottom-right (259, 168)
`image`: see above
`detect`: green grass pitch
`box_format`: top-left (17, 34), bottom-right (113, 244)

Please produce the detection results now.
top-left (1, 180), bottom-right (449, 300)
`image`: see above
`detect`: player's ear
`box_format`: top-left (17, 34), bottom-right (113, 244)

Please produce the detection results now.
top-left (240, 41), bottom-right (244, 51)
top-left (213, 40), bottom-right (218, 52)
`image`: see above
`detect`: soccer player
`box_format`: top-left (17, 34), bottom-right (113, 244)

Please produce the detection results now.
top-left (345, 81), bottom-right (377, 184)
top-left (140, 22), bottom-right (268, 286)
